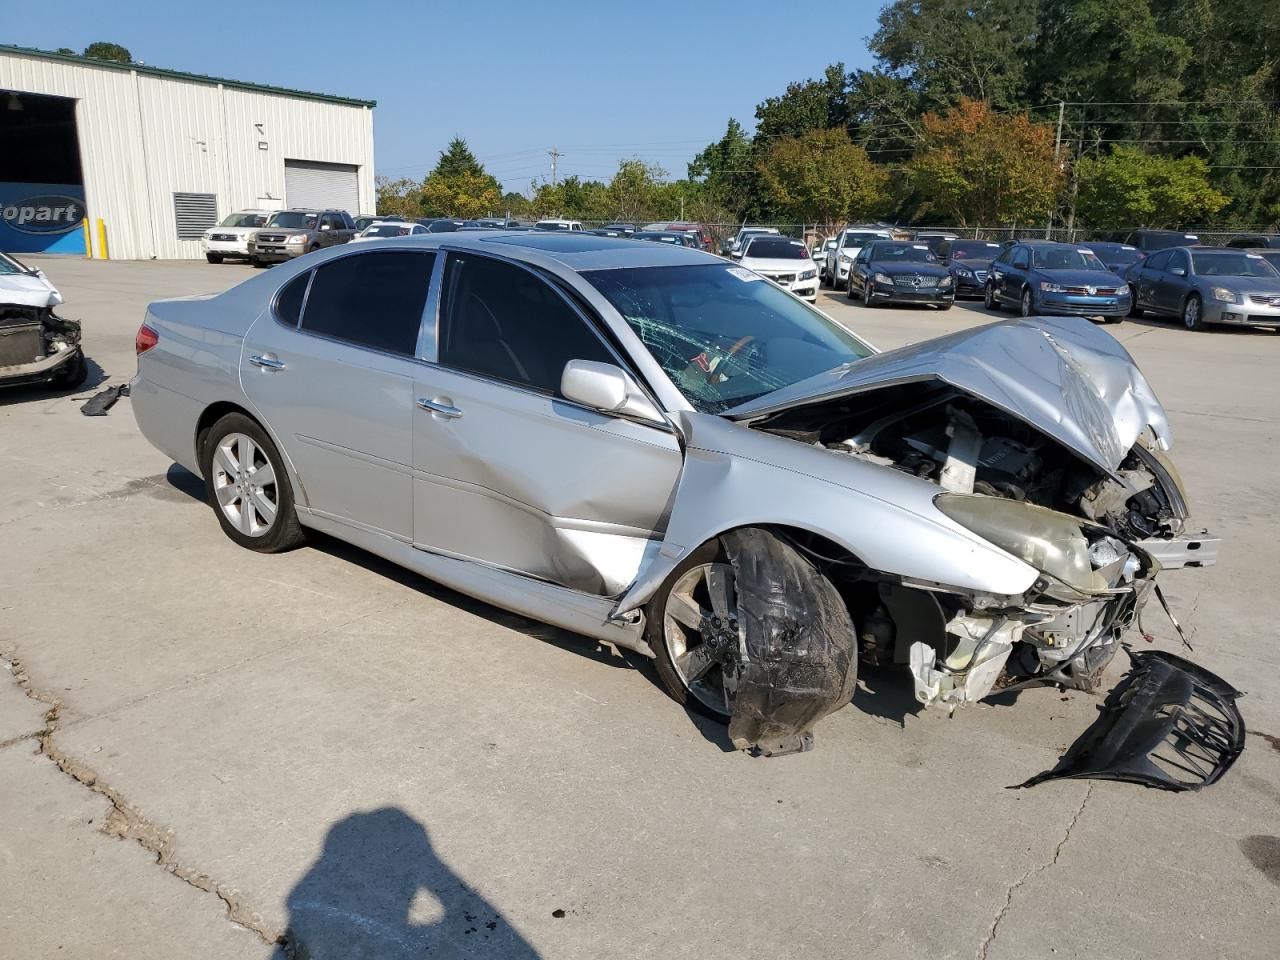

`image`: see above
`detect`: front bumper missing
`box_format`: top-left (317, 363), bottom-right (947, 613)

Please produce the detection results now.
top-left (1020, 650), bottom-right (1245, 791)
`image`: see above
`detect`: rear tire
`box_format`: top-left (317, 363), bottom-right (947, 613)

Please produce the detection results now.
top-left (200, 413), bottom-right (306, 553)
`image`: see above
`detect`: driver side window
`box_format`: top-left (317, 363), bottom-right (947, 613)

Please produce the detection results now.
top-left (438, 253), bottom-right (614, 395)
top-left (1144, 250), bottom-right (1172, 272)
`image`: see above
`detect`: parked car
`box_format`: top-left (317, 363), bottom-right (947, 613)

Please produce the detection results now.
top-left (1082, 241), bottom-right (1142, 275)
top-left (1246, 247), bottom-right (1280, 273)
top-left (824, 227), bottom-right (893, 288)
top-left (846, 240), bottom-right (953, 309)
top-left (597, 223), bottom-right (637, 236)
top-left (737, 235), bottom-right (819, 302)
top-left (813, 238), bottom-right (837, 280)
top-left (534, 219), bottom-right (583, 232)
top-left (0, 252), bottom-right (86, 389)
top-left (202, 210), bottom-right (271, 263)
top-left (1124, 229), bottom-right (1201, 256)
top-left (474, 218), bottom-right (517, 229)
top-left (352, 221), bottom-right (430, 243)
top-left (985, 241), bottom-right (1129, 322)
top-left (631, 231), bottom-right (687, 245)
top-left (728, 227), bottom-right (779, 259)
top-left (911, 231), bottom-right (960, 257)
top-left (131, 232), bottom-right (1219, 756)
top-left (937, 239), bottom-right (1002, 298)
top-left (1124, 246), bottom-right (1280, 331)
top-left (415, 219), bottom-right (467, 233)
top-left (647, 222), bottom-right (712, 251)
top-left (1224, 234), bottom-right (1280, 249)
top-left (247, 210), bottom-right (356, 266)
top-left (354, 214), bottom-right (405, 232)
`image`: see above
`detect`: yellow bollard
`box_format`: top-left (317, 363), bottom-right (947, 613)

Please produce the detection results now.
top-left (82, 218), bottom-right (92, 258)
top-left (95, 219), bottom-right (109, 260)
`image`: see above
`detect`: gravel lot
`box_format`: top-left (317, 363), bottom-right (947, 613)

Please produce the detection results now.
top-left (2, 256), bottom-right (1278, 960)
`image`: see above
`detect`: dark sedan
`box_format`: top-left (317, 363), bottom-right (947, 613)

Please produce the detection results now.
top-left (985, 242), bottom-right (1130, 322)
top-left (1083, 241), bottom-right (1142, 275)
top-left (846, 241), bottom-right (954, 309)
top-left (939, 239), bottom-right (1002, 297)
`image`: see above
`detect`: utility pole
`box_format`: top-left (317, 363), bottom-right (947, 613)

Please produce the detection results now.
top-left (548, 147), bottom-right (562, 188)
top-left (1047, 100), bottom-right (1065, 239)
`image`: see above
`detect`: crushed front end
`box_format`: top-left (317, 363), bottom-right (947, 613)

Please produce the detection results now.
top-left (0, 302), bottom-right (84, 388)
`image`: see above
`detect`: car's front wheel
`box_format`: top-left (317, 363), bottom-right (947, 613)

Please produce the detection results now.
top-left (201, 413), bottom-right (306, 553)
top-left (984, 282), bottom-right (999, 311)
top-left (1183, 294), bottom-right (1204, 331)
top-left (1128, 285), bottom-right (1143, 318)
top-left (206, 253), bottom-right (223, 264)
top-left (1020, 287), bottom-right (1036, 317)
top-left (846, 272), bottom-right (857, 299)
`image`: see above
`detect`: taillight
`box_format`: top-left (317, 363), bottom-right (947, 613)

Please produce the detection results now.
top-left (135, 323), bottom-right (159, 355)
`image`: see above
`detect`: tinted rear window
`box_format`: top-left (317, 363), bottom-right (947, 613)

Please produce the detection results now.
top-left (300, 251), bottom-right (434, 355)
top-left (744, 238), bottom-right (808, 259)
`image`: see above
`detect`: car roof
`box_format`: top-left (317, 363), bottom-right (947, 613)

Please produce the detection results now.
top-left (358, 230), bottom-right (717, 269)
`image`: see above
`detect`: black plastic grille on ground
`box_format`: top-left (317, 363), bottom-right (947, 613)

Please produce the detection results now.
top-left (1019, 649), bottom-right (1245, 791)
top-left (721, 528), bottom-right (857, 757)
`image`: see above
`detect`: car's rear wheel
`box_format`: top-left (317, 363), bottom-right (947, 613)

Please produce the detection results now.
top-left (984, 282), bottom-right (999, 311)
top-left (1183, 294), bottom-right (1204, 331)
top-left (1020, 287), bottom-right (1036, 317)
top-left (201, 413), bottom-right (306, 553)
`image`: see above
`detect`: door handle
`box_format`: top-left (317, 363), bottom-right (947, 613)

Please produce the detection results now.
top-left (416, 398), bottom-right (463, 419)
top-left (249, 354), bottom-right (285, 370)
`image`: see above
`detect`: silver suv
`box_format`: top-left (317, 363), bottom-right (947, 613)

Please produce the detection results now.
top-left (248, 209), bottom-right (356, 267)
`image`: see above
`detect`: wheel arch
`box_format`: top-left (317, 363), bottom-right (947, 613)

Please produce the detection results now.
top-left (194, 401), bottom-right (309, 508)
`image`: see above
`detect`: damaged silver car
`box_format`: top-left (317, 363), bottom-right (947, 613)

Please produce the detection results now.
top-left (130, 233), bottom-right (1220, 757)
top-left (0, 251), bottom-right (86, 389)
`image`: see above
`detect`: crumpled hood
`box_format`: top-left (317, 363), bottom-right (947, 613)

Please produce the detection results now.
top-left (728, 316), bottom-right (1171, 475)
top-left (0, 272), bottom-right (62, 307)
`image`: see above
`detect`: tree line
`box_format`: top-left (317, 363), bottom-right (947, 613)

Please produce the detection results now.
top-left (380, 0), bottom-right (1280, 231)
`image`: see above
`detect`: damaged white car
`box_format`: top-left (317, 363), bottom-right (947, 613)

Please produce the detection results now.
top-left (130, 233), bottom-right (1226, 763)
top-left (0, 251), bottom-right (86, 389)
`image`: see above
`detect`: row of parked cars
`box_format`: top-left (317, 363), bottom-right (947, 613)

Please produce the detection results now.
top-left (796, 224), bottom-right (1280, 331)
top-left (201, 211), bottom-right (719, 267)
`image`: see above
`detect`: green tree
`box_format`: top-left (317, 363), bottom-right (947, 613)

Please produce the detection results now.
top-left (754, 63), bottom-right (852, 140)
top-left (607, 159), bottom-right (668, 222)
top-left (374, 176), bottom-right (422, 218)
top-left (757, 128), bottom-right (890, 230)
top-left (433, 137), bottom-right (489, 179)
top-left (82, 42), bottom-right (133, 63)
top-left (1074, 147), bottom-right (1229, 229)
top-left (870, 0), bottom-right (1038, 110)
top-left (688, 118), bottom-right (761, 219)
top-left (417, 137), bottom-right (503, 218)
top-left (905, 98), bottom-right (1063, 225)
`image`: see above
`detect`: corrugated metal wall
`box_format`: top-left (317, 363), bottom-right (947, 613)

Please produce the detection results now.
top-left (0, 51), bottom-right (374, 259)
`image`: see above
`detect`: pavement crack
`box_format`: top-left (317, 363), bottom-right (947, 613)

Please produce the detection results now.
top-left (1, 651), bottom-right (285, 949)
top-left (976, 783), bottom-right (1093, 960)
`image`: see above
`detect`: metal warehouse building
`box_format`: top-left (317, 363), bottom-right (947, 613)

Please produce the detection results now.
top-left (0, 45), bottom-right (375, 260)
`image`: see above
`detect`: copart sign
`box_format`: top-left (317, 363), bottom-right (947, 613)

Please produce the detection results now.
top-left (0, 182), bottom-right (87, 254)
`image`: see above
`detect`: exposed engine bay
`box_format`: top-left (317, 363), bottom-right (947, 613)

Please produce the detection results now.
top-left (751, 380), bottom-right (1217, 709)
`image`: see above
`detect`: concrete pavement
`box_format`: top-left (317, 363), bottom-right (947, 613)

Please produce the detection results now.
top-left (1, 257), bottom-right (1277, 959)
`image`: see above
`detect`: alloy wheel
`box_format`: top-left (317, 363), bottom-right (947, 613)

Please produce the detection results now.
top-left (1183, 296), bottom-right (1201, 330)
top-left (211, 432), bottom-right (279, 537)
top-left (663, 562), bottom-right (739, 717)
top-left (1021, 288), bottom-right (1034, 317)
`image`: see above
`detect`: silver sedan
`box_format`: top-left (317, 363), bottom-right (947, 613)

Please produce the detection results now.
top-left (131, 232), bottom-right (1216, 754)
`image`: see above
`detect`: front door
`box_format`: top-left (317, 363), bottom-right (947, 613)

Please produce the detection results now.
top-left (240, 250), bottom-right (435, 538)
top-left (411, 250), bottom-right (683, 596)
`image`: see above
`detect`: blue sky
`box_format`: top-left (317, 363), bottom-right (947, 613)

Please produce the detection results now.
top-left (6, 1), bottom-right (889, 192)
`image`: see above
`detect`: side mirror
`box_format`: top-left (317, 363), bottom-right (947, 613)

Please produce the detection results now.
top-left (1170, 266), bottom-right (1186, 276)
top-left (560, 359), bottom-right (664, 424)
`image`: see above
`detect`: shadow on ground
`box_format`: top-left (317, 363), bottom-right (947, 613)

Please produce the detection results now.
top-left (272, 808), bottom-right (542, 959)
top-left (0, 354), bottom-right (108, 407)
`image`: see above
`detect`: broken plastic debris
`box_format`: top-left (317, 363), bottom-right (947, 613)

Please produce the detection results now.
top-left (80, 382), bottom-right (130, 416)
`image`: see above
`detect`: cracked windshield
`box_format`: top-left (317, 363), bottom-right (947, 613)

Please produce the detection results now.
top-left (583, 263), bottom-right (872, 413)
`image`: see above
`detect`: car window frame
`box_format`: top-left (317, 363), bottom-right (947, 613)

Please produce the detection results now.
top-left (272, 248), bottom-right (439, 360)
top-left (1010, 246), bottom-right (1030, 270)
top-left (428, 246), bottom-right (672, 428)
top-left (1171, 249), bottom-right (1191, 276)
top-left (1143, 249), bottom-right (1173, 272)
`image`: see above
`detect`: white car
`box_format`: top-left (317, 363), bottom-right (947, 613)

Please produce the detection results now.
top-left (728, 227), bottom-right (780, 259)
top-left (825, 227), bottom-right (893, 288)
top-left (738, 235), bottom-right (819, 301)
top-left (534, 219), bottom-right (583, 232)
top-left (352, 221), bottom-right (429, 243)
top-left (202, 210), bottom-right (273, 263)
top-left (813, 238), bottom-right (837, 279)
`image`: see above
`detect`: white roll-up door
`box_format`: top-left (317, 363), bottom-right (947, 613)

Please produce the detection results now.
top-left (283, 160), bottom-right (360, 214)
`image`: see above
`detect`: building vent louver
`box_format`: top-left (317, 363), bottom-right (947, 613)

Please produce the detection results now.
top-left (174, 192), bottom-right (218, 240)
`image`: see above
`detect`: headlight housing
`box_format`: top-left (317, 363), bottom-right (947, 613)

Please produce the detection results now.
top-left (955, 267), bottom-right (973, 279)
top-left (839, 251), bottom-right (853, 262)
top-left (874, 272), bottom-right (893, 285)
top-left (1040, 281), bottom-right (1066, 293)
top-left (1212, 286), bottom-right (1238, 303)
top-left (935, 493), bottom-right (1104, 594)
top-left (799, 268), bottom-right (817, 281)
top-left (939, 274), bottom-right (953, 288)
top-left (286, 233), bottom-right (310, 244)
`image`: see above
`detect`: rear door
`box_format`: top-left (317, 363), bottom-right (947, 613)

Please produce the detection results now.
top-left (410, 250), bottom-right (683, 596)
top-left (240, 250), bottom-right (434, 538)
